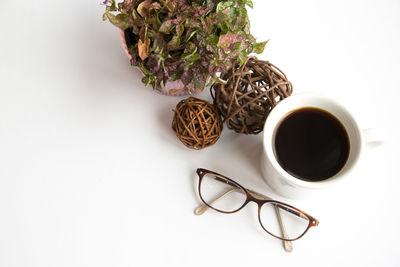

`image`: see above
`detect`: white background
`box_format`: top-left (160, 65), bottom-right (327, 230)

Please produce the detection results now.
top-left (0, 0), bottom-right (399, 266)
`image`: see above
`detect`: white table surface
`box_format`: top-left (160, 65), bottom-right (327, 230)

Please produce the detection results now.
top-left (1, 0), bottom-right (399, 266)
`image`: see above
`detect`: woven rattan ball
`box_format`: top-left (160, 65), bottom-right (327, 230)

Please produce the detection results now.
top-left (211, 56), bottom-right (293, 134)
top-left (172, 97), bottom-right (222, 150)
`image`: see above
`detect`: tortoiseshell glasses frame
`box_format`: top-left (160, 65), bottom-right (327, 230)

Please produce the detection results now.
top-left (195, 168), bottom-right (319, 242)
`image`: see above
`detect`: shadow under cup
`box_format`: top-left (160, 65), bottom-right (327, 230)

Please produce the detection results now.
top-left (261, 93), bottom-right (362, 198)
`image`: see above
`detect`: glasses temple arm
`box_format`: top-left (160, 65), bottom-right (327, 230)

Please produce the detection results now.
top-left (274, 204), bottom-right (293, 252)
top-left (194, 187), bottom-right (242, 215)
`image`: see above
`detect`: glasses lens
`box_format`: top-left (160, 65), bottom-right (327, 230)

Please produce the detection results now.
top-left (259, 202), bottom-right (310, 240)
top-left (199, 173), bottom-right (247, 213)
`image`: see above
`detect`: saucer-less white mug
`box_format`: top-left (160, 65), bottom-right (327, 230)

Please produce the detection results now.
top-left (261, 93), bottom-right (383, 199)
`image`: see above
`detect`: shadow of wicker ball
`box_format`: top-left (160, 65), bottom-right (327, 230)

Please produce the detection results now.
top-left (172, 97), bottom-right (222, 150)
top-left (211, 57), bottom-right (293, 134)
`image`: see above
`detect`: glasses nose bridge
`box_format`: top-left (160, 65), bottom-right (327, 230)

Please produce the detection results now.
top-left (245, 193), bottom-right (265, 206)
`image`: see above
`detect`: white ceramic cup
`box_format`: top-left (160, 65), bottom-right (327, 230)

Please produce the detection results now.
top-left (261, 92), bottom-right (384, 199)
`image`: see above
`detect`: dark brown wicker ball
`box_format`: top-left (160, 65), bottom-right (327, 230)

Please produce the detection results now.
top-left (172, 97), bottom-right (222, 150)
top-left (211, 56), bottom-right (293, 134)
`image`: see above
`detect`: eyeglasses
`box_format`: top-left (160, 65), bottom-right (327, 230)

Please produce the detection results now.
top-left (194, 168), bottom-right (319, 247)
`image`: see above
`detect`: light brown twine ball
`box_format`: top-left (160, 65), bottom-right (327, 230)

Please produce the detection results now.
top-left (172, 97), bottom-right (222, 150)
top-left (211, 56), bottom-right (293, 134)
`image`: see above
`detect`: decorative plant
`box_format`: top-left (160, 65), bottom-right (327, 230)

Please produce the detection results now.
top-left (103, 0), bottom-right (267, 94)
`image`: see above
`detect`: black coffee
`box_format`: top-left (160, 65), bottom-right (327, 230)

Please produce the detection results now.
top-left (273, 107), bottom-right (350, 182)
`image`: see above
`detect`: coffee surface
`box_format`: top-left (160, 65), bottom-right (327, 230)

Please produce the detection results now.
top-left (273, 107), bottom-right (350, 181)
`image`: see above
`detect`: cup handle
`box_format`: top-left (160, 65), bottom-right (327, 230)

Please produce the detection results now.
top-left (362, 128), bottom-right (385, 148)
